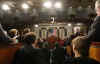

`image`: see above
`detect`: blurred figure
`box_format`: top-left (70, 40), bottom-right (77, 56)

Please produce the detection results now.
top-left (43, 35), bottom-right (59, 48)
top-left (37, 38), bottom-right (44, 48)
top-left (0, 24), bottom-right (11, 44)
top-left (43, 35), bottom-right (69, 64)
top-left (87, 0), bottom-right (100, 42)
top-left (64, 32), bottom-right (80, 47)
top-left (64, 32), bottom-right (84, 47)
top-left (68, 36), bottom-right (100, 64)
top-left (12, 32), bottom-right (48, 64)
top-left (20, 28), bottom-right (31, 43)
top-left (23, 28), bottom-right (31, 35)
top-left (57, 38), bottom-right (65, 47)
top-left (8, 29), bottom-right (19, 44)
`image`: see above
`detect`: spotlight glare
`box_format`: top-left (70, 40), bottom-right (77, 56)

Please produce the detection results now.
top-left (1, 4), bottom-right (10, 11)
top-left (68, 23), bottom-right (72, 26)
top-left (55, 2), bottom-right (62, 8)
top-left (21, 3), bottom-right (29, 10)
top-left (35, 24), bottom-right (39, 27)
top-left (43, 1), bottom-right (52, 8)
top-left (77, 23), bottom-right (82, 25)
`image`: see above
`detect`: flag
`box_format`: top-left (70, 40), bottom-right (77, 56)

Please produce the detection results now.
top-left (48, 29), bottom-right (57, 36)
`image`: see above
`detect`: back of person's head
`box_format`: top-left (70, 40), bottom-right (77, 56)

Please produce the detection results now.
top-left (23, 28), bottom-right (30, 35)
top-left (23, 32), bottom-right (36, 45)
top-left (72, 36), bottom-right (90, 56)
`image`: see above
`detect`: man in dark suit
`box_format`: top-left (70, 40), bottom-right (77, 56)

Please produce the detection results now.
top-left (88, 0), bottom-right (100, 42)
top-left (43, 35), bottom-right (70, 64)
top-left (12, 32), bottom-right (48, 64)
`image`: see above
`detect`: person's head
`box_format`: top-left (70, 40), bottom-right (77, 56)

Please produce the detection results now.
top-left (23, 28), bottom-right (30, 34)
top-left (95, 0), bottom-right (100, 16)
top-left (47, 35), bottom-right (57, 44)
top-left (23, 32), bottom-right (36, 45)
top-left (8, 29), bottom-right (18, 38)
top-left (72, 36), bottom-right (90, 57)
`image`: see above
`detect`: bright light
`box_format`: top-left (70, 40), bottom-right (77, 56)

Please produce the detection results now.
top-left (21, 3), bottom-right (29, 10)
top-left (77, 23), bottom-right (82, 25)
top-left (43, 1), bottom-right (52, 8)
top-left (35, 24), bottom-right (39, 27)
top-left (1, 4), bottom-right (10, 11)
top-left (68, 23), bottom-right (72, 26)
top-left (74, 26), bottom-right (80, 34)
top-left (54, 2), bottom-right (62, 8)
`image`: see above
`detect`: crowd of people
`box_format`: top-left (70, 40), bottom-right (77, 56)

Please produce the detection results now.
top-left (0, 0), bottom-right (100, 64)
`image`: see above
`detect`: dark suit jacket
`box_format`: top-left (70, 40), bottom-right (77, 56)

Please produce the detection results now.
top-left (88, 16), bottom-right (100, 42)
top-left (65, 57), bottom-right (100, 64)
top-left (42, 47), bottom-right (67, 64)
top-left (12, 45), bottom-right (48, 64)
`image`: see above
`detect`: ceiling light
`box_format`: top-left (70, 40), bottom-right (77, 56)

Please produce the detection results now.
top-left (77, 23), bottom-right (82, 25)
top-left (43, 1), bottom-right (52, 8)
top-left (35, 24), bottom-right (39, 27)
top-left (21, 3), bottom-right (30, 10)
top-left (1, 4), bottom-right (10, 11)
top-left (68, 23), bottom-right (72, 26)
top-left (55, 2), bottom-right (62, 8)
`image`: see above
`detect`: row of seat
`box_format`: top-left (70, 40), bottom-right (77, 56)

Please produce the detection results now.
top-left (0, 44), bottom-right (22, 64)
top-left (0, 43), bottom-right (100, 64)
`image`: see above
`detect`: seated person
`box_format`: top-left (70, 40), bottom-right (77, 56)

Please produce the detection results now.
top-left (12, 32), bottom-right (48, 64)
top-left (66, 36), bottom-right (100, 64)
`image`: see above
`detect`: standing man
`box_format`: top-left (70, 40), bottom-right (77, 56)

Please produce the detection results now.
top-left (43, 35), bottom-right (70, 64)
top-left (88, 0), bottom-right (100, 42)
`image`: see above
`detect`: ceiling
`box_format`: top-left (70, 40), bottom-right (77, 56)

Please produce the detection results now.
top-left (0, 0), bottom-right (96, 25)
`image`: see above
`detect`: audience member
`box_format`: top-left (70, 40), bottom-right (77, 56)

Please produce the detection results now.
top-left (23, 28), bottom-right (31, 35)
top-left (43, 35), bottom-right (59, 48)
top-left (65, 36), bottom-right (100, 64)
top-left (87, 0), bottom-right (100, 43)
top-left (20, 28), bottom-right (31, 43)
top-left (57, 38), bottom-right (65, 47)
top-left (37, 38), bottom-right (44, 48)
top-left (42, 35), bottom-right (69, 64)
top-left (12, 32), bottom-right (48, 64)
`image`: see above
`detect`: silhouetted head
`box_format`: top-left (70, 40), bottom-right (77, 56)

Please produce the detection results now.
top-left (72, 36), bottom-right (90, 57)
top-left (48, 35), bottom-right (57, 44)
top-left (23, 32), bottom-right (36, 45)
top-left (23, 28), bottom-right (30, 34)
